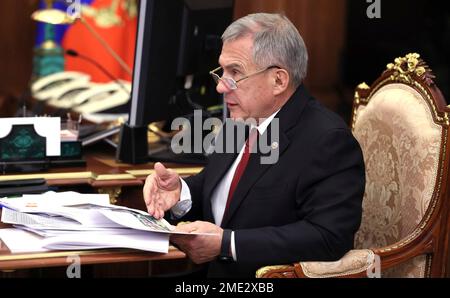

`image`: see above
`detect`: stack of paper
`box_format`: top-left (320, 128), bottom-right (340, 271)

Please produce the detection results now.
top-left (0, 191), bottom-right (180, 253)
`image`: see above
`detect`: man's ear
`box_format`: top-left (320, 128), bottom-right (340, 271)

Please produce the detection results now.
top-left (272, 69), bottom-right (290, 96)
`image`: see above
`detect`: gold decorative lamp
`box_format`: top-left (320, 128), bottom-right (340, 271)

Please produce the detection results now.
top-left (31, 2), bottom-right (132, 76)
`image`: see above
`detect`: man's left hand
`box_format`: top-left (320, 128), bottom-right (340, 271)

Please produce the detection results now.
top-left (171, 221), bottom-right (223, 264)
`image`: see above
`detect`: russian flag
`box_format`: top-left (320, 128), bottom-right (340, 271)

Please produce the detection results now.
top-left (35, 0), bottom-right (137, 83)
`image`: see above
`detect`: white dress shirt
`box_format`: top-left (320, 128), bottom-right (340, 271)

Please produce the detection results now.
top-left (171, 110), bottom-right (279, 261)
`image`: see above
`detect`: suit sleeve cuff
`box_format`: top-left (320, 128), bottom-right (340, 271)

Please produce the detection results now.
top-left (218, 229), bottom-right (233, 263)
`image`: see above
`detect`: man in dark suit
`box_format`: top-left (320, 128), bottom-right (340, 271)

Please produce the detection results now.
top-left (143, 13), bottom-right (365, 278)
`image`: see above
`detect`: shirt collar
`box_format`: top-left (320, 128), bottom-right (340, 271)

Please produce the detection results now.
top-left (250, 109), bottom-right (280, 135)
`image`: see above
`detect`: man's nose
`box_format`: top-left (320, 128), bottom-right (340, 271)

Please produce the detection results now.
top-left (216, 80), bottom-right (229, 94)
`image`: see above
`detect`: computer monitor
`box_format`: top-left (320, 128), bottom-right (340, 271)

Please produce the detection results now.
top-left (175, 0), bottom-right (234, 118)
top-left (116, 0), bottom-right (184, 164)
top-left (116, 0), bottom-right (233, 164)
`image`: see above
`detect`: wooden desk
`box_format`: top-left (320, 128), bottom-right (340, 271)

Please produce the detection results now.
top-left (0, 146), bottom-right (203, 277)
top-left (0, 145), bottom-right (203, 206)
top-left (0, 217), bottom-right (191, 277)
top-left (0, 241), bottom-right (185, 271)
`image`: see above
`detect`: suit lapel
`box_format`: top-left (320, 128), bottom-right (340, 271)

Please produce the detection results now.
top-left (220, 129), bottom-right (290, 227)
top-left (220, 85), bottom-right (311, 227)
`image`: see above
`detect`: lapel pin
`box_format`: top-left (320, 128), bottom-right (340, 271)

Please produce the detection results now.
top-left (271, 142), bottom-right (279, 150)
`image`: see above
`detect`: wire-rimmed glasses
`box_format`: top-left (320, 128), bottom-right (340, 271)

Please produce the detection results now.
top-left (209, 65), bottom-right (280, 90)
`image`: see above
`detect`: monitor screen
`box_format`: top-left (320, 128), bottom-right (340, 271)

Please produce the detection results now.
top-left (128, 0), bottom-right (184, 127)
top-left (177, 0), bottom-right (234, 77)
top-left (129, 0), bottom-right (233, 128)
top-left (175, 0), bottom-right (234, 117)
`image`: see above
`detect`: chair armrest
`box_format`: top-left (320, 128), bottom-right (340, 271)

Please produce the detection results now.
top-left (256, 249), bottom-right (375, 278)
top-left (256, 264), bottom-right (302, 278)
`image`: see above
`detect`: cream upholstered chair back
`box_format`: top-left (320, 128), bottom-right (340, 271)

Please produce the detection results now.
top-left (351, 53), bottom-right (449, 277)
top-left (256, 53), bottom-right (450, 278)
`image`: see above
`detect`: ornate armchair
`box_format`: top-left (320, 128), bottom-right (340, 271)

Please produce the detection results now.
top-left (257, 53), bottom-right (450, 278)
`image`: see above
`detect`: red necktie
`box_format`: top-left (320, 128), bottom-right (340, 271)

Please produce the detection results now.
top-left (224, 128), bottom-right (258, 213)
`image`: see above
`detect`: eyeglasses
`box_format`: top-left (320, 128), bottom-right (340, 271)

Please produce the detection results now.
top-left (209, 65), bottom-right (280, 90)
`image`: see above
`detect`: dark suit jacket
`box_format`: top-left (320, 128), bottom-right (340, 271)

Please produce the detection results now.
top-left (183, 85), bottom-right (365, 278)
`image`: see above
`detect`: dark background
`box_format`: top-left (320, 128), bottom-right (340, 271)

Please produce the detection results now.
top-left (344, 0), bottom-right (449, 100)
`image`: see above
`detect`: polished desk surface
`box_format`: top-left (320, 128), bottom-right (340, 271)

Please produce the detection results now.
top-left (0, 145), bottom-right (201, 272)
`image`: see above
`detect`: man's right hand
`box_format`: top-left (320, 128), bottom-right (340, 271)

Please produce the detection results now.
top-left (143, 162), bottom-right (181, 219)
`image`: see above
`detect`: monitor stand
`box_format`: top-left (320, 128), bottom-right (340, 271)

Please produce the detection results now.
top-left (116, 123), bottom-right (149, 164)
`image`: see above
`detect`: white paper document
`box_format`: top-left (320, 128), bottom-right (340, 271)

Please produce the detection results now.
top-left (0, 228), bottom-right (49, 253)
top-left (97, 209), bottom-right (215, 236)
top-left (2, 208), bottom-right (82, 228)
top-left (0, 227), bottom-right (168, 253)
top-left (0, 191), bottom-right (110, 212)
top-left (0, 191), bottom-right (215, 254)
top-left (41, 229), bottom-right (169, 253)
